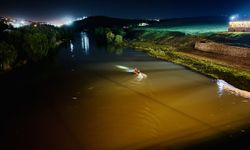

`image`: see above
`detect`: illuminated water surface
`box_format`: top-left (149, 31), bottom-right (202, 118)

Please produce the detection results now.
top-left (4, 33), bottom-right (250, 150)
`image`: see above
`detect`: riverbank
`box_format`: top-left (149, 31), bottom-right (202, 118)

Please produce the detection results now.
top-left (123, 39), bottom-right (250, 91)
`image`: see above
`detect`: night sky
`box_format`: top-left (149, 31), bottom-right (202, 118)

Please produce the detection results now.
top-left (1, 0), bottom-right (250, 21)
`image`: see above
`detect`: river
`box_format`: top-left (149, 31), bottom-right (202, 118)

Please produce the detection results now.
top-left (3, 32), bottom-right (250, 150)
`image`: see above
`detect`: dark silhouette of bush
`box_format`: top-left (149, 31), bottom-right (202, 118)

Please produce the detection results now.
top-left (0, 20), bottom-right (9, 32)
top-left (0, 42), bottom-right (17, 70)
top-left (23, 32), bottom-right (49, 61)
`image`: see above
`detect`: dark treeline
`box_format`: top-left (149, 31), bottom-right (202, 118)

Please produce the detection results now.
top-left (0, 20), bottom-right (72, 71)
top-left (73, 16), bottom-right (144, 31)
top-left (71, 16), bottom-right (148, 46)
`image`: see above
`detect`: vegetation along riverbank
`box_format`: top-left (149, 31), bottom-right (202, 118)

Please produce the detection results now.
top-left (124, 29), bottom-right (250, 91)
top-left (0, 19), bottom-right (72, 72)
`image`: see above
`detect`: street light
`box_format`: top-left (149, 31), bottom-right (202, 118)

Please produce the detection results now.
top-left (230, 14), bottom-right (239, 21)
top-left (63, 16), bottom-right (74, 26)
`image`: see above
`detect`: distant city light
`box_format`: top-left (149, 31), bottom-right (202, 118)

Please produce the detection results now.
top-left (138, 22), bottom-right (149, 27)
top-left (20, 20), bottom-right (25, 24)
top-left (49, 21), bottom-right (63, 27)
top-left (76, 16), bottom-right (87, 21)
top-left (2, 16), bottom-right (88, 28)
top-left (10, 19), bottom-right (30, 28)
top-left (148, 18), bottom-right (160, 22)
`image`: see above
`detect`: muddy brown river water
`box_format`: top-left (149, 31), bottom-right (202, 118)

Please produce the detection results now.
top-left (2, 32), bottom-right (250, 150)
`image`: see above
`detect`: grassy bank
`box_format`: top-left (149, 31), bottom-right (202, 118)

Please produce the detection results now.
top-left (124, 41), bottom-right (250, 91)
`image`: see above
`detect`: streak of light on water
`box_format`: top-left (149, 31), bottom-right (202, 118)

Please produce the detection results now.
top-left (115, 65), bottom-right (135, 73)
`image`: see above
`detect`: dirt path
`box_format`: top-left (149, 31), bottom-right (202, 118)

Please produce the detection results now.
top-left (181, 49), bottom-right (250, 72)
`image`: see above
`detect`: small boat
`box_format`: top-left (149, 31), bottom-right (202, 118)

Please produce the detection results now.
top-left (133, 67), bottom-right (147, 81)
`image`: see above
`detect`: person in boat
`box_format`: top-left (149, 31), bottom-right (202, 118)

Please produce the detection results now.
top-left (133, 67), bottom-right (147, 80)
top-left (133, 67), bottom-right (140, 76)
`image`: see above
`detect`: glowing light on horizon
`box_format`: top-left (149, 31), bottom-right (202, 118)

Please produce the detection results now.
top-left (20, 20), bottom-right (25, 24)
top-left (49, 16), bottom-right (87, 27)
top-left (64, 17), bottom-right (74, 25)
top-left (49, 16), bottom-right (75, 27)
top-left (11, 19), bottom-right (29, 28)
top-left (76, 16), bottom-right (87, 21)
top-left (230, 14), bottom-right (239, 21)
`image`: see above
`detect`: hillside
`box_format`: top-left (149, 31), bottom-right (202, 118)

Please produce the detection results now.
top-left (138, 16), bottom-right (229, 34)
top-left (72, 16), bottom-right (150, 31)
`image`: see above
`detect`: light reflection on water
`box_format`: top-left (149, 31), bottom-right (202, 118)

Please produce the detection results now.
top-left (70, 40), bottom-right (74, 52)
top-left (115, 65), bottom-right (134, 73)
top-left (70, 40), bottom-right (74, 58)
top-left (68, 32), bottom-right (90, 58)
top-left (81, 32), bottom-right (89, 55)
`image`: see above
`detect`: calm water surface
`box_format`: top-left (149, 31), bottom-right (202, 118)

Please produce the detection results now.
top-left (3, 33), bottom-right (250, 150)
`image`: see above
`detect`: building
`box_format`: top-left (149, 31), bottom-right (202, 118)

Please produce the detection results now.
top-left (228, 20), bottom-right (250, 32)
top-left (138, 22), bottom-right (149, 27)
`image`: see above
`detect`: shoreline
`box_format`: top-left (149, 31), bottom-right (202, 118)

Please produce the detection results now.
top-left (123, 41), bottom-right (250, 91)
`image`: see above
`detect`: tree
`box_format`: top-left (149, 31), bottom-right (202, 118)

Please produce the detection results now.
top-left (112, 27), bottom-right (126, 37)
top-left (0, 42), bottom-right (17, 70)
top-left (106, 31), bottom-right (115, 44)
top-left (23, 32), bottom-right (49, 61)
top-left (0, 24), bottom-right (70, 70)
top-left (0, 20), bottom-right (8, 32)
top-left (114, 35), bottom-right (123, 45)
top-left (94, 27), bottom-right (104, 36)
top-left (47, 32), bottom-right (57, 49)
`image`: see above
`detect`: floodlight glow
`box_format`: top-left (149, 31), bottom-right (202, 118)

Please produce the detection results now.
top-left (66, 20), bottom-right (73, 25)
top-left (76, 16), bottom-right (87, 21)
top-left (63, 16), bottom-right (74, 26)
top-left (20, 20), bottom-right (25, 24)
top-left (230, 14), bottom-right (239, 21)
top-left (10, 19), bottom-right (28, 28)
top-left (12, 23), bottom-right (21, 28)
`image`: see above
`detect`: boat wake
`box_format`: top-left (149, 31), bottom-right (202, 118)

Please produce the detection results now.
top-left (115, 65), bottom-right (147, 81)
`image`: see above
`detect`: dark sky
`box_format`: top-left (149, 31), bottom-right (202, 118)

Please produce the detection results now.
top-left (1, 0), bottom-right (250, 21)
